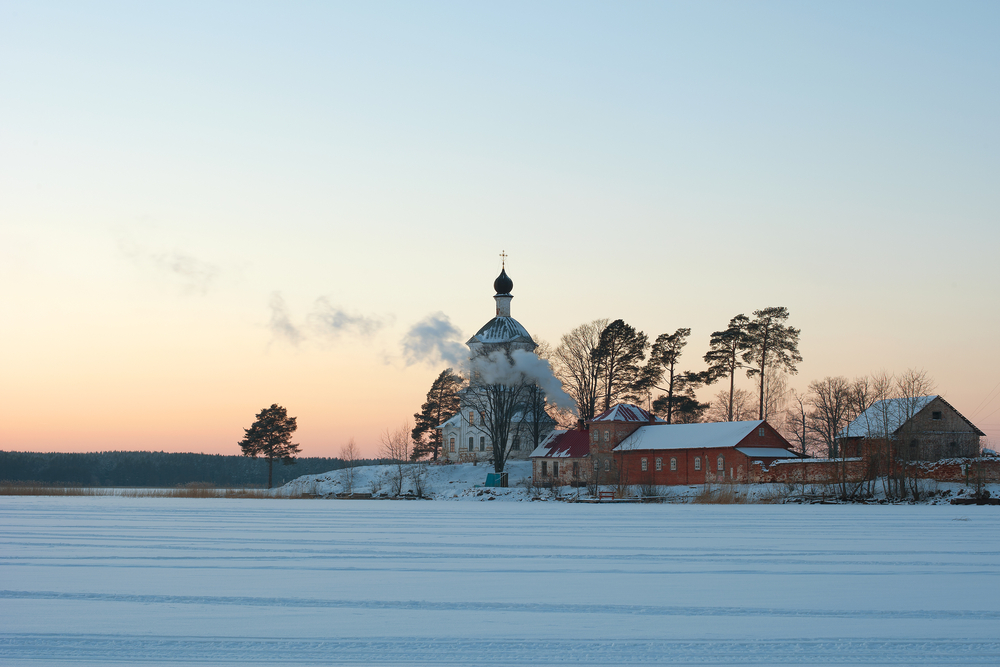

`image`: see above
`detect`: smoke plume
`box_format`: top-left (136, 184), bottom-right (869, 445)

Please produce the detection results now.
top-left (308, 297), bottom-right (385, 338)
top-left (401, 313), bottom-right (467, 367)
top-left (268, 293), bottom-right (304, 346)
top-left (470, 349), bottom-right (577, 413)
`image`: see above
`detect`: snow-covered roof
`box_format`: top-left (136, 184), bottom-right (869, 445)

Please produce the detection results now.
top-left (735, 447), bottom-right (800, 459)
top-left (614, 420), bottom-right (765, 451)
top-left (591, 404), bottom-right (665, 423)
top-left (529, 429), bottom-right (591, 459)
top-left (467, 316), bottom-right (535, 346)
top-left (437, 413), bottom-right (462, 429)
top-left (838, 396), bottom-right (937, 439)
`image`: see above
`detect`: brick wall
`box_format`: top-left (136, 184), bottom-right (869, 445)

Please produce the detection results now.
top-left (749, 456), bottom-right (999, 485)
top-left (533, 458), bottom-right (588, 486)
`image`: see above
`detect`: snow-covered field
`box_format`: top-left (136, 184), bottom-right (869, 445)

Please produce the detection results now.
top-left (2, 497), bottom-right (999, 665)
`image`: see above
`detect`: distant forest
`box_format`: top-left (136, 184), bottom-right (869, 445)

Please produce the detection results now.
top-left (0, 451), bottom-right (380, 488)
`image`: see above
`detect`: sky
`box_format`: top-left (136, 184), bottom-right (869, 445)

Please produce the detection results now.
top-left (2, 1), bottom-right (999, 458)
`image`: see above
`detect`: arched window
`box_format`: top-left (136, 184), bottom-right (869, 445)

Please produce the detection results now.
top-left (592, 430), bottom-right (599, 442)
top-left (655, 457), bottom-right (662, 471)
top-left (670, 457), bottom-right (677, 471)
top-left (512, 436), bottom-right (520, 451)
top-left (480, 436), bottom-right (486, 451)
top-left (469, 437), bottom-right (474, 451)
top-left (641, 457), bottom-right (648, 471)
top-left (469, 411), bottom-right (475, 424)
top-left (553, 462), bottom-right (559, 477)
top-left (449, 438), bottom-right (455, 453)
top-left (717, 456), bottom-right (725, 471)
top-left (603, 429), bottom-right (610, 442)
top-left (694, 457), bottom-right (701, 471)
top-left (541, 461), bottom-right (548, 476)
top-left (604, 459), bottom-right (610, 472)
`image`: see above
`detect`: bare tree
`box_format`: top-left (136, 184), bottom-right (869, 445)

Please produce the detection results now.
top-left (783, 390), bottom-right (817, 457)
top-left (339, 438), bottom-right (359, 494)
top-left (806, 376), bottom-right (853, 458)
top-left (552, 319), bottom-right (607, 421)
top-left (380, 424), bottom-right (411, 496)
top-left (763, 368), bottom-right (789, 429)
top-left (514, 382), bottom-right (556, 454)
top-left (463, 349), bottom-right (534, 474)
top-left (706, 388), bottom-right (755, 422)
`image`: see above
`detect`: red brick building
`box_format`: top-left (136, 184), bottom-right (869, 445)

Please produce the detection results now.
top-left (530, 404), bottom-right (665, 486)
top-left (530, 404), bottom-right (800, 486)
top-left (613, 419), bottom-right (799, 485)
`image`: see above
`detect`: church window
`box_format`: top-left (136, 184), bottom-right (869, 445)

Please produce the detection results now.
top-left (604, 459), bottom-right (610, 472)
top-left (553, 462), bottom-right (559, 477)
top-left (469, 437), bottom-right (474, 451)
top-left (641, 458), bottom-right (648, 471)
top-left (717, 456), bottom-right (724, 471)
top-left (573, 462), bottom-right (579, 478)
top-left (603, 429), bottom-right (610, 442)
top-left (480, 436), bottom-right (486, 452)
top-left (469, 412), bottom-right (474, 424)
top-left (670, 457), bottom-right (677, 471)
top-left (449, 438), bottom-right (455, 453)
top-left (541, 461), bottom-right (548, 476)
top-left (694, 457), bottom-right (701, 471)
top-left (512, 436), bottom-right (520, 451)
top-left (655, 457), bottom-right (662, 471)
top-left (592, 430), bottom-right (599, 442)
top-left (759, 427), bottom-right (766, 437)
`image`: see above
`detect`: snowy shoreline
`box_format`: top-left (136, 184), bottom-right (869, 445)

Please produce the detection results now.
top-left (277, 462), bottom-right (1000, 505)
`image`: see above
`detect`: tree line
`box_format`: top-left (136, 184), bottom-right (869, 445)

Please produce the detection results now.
top-left (549, 306), bottom-right (802, 424)
top-left (0, 450), bottom-right (379, 488)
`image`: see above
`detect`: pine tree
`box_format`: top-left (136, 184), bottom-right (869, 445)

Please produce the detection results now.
top-left (592, 319), bottom-right (648, 412)
top-left (238, 404), bottom-right (300, 489)
top-left (411, 369), bottom-right (463, 461)
top-left (640, 328), bottom-right (692, 424)
top-left (743, 307), bottom-right (802, 420)
top-left (703, 314), bottom-right (751, 421)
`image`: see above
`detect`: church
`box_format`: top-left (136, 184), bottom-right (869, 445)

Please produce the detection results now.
top-left (437, 263), bottom-right (556, 463)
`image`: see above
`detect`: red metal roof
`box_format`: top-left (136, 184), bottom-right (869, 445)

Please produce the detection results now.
top-left (531, 429), bottom-right (592, 459)
top-left (591, 404), bottom-right (664, 424)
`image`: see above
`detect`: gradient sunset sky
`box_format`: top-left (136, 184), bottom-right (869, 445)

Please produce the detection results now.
top-left (2, 1), bottom-right (998, 458)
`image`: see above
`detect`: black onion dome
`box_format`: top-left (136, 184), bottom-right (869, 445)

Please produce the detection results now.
top-left (493, 267), bottom-right (513, 294)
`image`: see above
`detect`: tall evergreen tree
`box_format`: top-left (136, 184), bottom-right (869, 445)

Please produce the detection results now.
top-left (743, 307), bottom-right (802, 420)
top-left (703, 314), bottom-right (751, 421)
top-left (640, 328), bottom-right (691, 424)
top-left (652, 377), bottom-right (709, 424)
top-left (592, 319), bottom-right (648, 412)
top-left (411, 368), bottom-right (464, 461)
top-left (238, 404), bottom-right (300, 489)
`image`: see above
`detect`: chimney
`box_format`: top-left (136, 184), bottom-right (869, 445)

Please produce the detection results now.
top-left (576, 418), bottom-right (585, 431)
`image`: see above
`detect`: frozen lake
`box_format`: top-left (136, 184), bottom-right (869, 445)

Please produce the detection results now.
top-left (2, 497), bottom-right (999, 665)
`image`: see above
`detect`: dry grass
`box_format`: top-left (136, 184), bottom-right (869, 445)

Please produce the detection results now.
top-left (692, 484), bottom-right (752, 504)
top-left (0, 483), bottom-right (309, 499)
